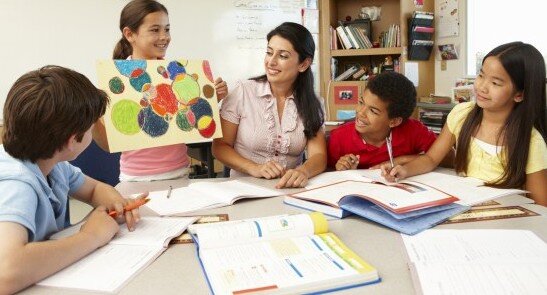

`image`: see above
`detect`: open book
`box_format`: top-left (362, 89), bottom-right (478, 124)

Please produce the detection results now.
top-left (190, 212), bottom-right (380, 294)
top-left (303, 170), bottom-right (525, 206)
top-left (143, 180), bottom-right (281, 216)
top-left (38, 217), bottom-right (196, 293)
top-left (402, 229), bottom-right (547, 295)
top-left (286, 175), bottom-right (472, 234)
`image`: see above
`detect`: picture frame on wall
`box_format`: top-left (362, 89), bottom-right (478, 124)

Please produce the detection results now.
top-left (333, 85), bottom-right (359, 105)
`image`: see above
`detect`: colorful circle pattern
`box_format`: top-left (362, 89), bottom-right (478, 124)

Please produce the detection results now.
top-left (109, 60), bottom-right (216, 138)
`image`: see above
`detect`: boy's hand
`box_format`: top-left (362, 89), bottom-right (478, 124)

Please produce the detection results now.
top-left (276, 167), bottom-right (309, 188)
top-left (214, 77), bottom-right (228, 101)
top-left (80, 206), bottom-right (119, 247)
top-left (335, 154), bottom-right (360, 171)
top-left (109, 194), bottom-right (148, 231)
top-left (249, 161), bottom-right (285, 179)
top-left (381, 164), bottom-right (407, 182)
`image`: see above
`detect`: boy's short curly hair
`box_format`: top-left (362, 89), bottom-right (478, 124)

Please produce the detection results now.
top-left (366, 71), bottom-right (417, 119)
top-left (2, 65), bottom-right (109, 162)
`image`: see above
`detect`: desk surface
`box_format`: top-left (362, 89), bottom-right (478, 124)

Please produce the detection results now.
top-left (22, 176), bottom-right (547, 295)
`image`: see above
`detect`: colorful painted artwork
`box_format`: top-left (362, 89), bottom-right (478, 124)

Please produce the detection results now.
top-left (97, 59), bottom-right (222, 152)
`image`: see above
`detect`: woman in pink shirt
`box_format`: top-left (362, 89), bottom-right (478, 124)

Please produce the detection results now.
top-left (213, 22), bottom-right (327, 188)
top-left (93, 0), bottom-right (227, 182)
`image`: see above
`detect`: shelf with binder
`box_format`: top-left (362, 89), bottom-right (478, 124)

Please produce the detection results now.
top-left (407, 11), bottom-right (435, 61)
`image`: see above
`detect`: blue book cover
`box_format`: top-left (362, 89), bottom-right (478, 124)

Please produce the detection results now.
top-left (339, 196), bottom-right (470, 235)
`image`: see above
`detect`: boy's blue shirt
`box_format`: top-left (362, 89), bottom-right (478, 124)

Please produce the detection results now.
top-left (0, 145), bottom-right (85, 241)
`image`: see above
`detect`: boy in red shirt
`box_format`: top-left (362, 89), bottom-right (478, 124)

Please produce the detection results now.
top-left (328, 72), bottom-right (437, 170)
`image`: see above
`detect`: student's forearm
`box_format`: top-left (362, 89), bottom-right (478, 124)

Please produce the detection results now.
top-left (401, 154), bottom-right (439, 177)
top-left (0, 233), bottom-right (101, 294)
top-left (212, 141), bottom-right (258, 175)
top-left (73, 179), bottom-right (120, 208)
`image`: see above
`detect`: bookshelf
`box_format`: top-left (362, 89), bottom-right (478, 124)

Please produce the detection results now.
top-left (319, 0), bottom-right (435, 121)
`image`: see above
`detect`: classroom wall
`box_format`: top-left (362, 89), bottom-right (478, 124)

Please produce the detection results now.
top-left (0, 0), bottom-right (306, 121)
top-left (434, 0), bottom-right (466, 97)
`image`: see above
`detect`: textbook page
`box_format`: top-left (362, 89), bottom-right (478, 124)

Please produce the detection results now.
top-left (305, 170), bottom-right (373, 189)
top-left (143, 180), bottom-right (281, 216)
top-left (361, 170), bottom-right (524, 205)
top-left (194, 213), bottom-right (327, 249)
top-left (293, 180), bottom-right (456, 214)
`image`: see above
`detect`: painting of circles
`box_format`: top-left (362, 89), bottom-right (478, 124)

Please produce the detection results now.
top-left (97, 59), bottom-right (222, 152)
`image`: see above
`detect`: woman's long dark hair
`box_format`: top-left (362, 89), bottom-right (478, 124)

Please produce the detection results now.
top-left (455, 42), bottom-right (546, 188)
top-left (251, 22), bottom-right (324, 139)
top-left (113, 0), bottom-right (168, 59)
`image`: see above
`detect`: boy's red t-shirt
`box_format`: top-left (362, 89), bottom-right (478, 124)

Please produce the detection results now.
top-left (327, 119), bottom-right (437, 169)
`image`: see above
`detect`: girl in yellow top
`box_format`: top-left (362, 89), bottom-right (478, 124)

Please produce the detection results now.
top-left (382, 42), bottom-right (547, 205)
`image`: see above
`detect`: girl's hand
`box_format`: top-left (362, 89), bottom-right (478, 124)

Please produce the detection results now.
top-left (79, 206), bottom-right (119, 247)
top-left (249, 161), bottom-right (285, 179)
top-left (214, 77), bottom-right (228, 101)
top-left (276, 167), bottom-right (310, 188)
top-left (335, 154), bottom-right (360, 171)
top-left (381, 164), bottom-right (407, 182)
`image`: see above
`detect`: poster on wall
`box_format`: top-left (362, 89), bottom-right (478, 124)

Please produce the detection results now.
top-left (97, 59), bottom-right (222, 152)
top-left (437, 0), bottom-right (459, 37)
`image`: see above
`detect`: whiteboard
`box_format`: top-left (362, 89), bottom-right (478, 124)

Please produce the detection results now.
top-left (0, 0), bottom-right (311, 122)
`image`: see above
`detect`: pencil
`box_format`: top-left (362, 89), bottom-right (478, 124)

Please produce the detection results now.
top-left (167, 186), bottom-right (173, 199)
top-left (386, 136), bottom-right (395, 168)
top-left (108, 198), bottom-right (150, 218)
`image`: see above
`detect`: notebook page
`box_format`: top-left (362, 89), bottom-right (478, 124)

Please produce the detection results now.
top-left (144, 187), bottom-right (225, 216)
top-left (38, 244), bottom-right (163, 293)
top-left (189, 180), bottom-right (280, 204)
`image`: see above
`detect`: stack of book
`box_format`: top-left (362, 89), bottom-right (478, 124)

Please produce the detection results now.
top-left (408, 11), bottom-right (434, 60)
top-left (416, 101), bottom-right (455, 134)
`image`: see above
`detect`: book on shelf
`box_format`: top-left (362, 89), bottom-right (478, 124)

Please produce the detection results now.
top-left (335, 25), bottom-right (353, 49)
top-left (38, 216), bottom-right (197, 293)
top-left (190, 212), bottom-right (381, 294)
top-left (285, 170), bottom-right (525, 234)
top-left (334, 65), bottom-right (360, 81)
top-left (402, 229), bottom-right (547, 295)
top-left (141, 180), bottom-right (281, 216)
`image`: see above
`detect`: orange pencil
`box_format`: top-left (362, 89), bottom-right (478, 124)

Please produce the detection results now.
top-left (108, 198), bottom-right (150, 218)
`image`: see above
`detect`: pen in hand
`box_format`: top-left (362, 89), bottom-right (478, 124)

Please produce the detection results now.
top-left (108, 197), bottom-right (150, 218)
top-left (385, 133), bottom-right (398, 182)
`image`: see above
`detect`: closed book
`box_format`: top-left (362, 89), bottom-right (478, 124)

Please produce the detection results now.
top-left (334, 65), bottom-right (359, 81)
top-left (336, 25), bottom-right (353, 49)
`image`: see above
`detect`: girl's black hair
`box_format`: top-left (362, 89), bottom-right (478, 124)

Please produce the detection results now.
top-left (455, 41), bottom-right (546, 188)
top-left (251, 22), bottom-right (324, 139)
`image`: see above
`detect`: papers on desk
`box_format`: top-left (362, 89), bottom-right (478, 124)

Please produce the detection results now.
top-left (38, 217), bottom-right (196, 293)
top-left (143, 180), bottom-right (282, 216)
top-left (402, 229), bottom-right (547, 295)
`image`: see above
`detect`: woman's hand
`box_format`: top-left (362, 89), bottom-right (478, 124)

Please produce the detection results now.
top-left (248, 161), bottom-right (285, 179)
top-left (276, 167), bottom-right (310, 188)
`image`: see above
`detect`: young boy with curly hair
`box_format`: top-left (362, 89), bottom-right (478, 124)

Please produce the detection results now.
top-left (328, 71), bottom-right (438, 170)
